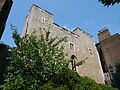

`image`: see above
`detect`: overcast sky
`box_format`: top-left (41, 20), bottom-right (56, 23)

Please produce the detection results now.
top-left (1, 0), bottom-right (120, 46)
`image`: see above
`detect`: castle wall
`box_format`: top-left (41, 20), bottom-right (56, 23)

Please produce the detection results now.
top-left (22, 4), bottom-right (105, 83)
top-left (97, 28), bottom-right (120, 84)
top-left (98, 30), bottom-right (120, 72)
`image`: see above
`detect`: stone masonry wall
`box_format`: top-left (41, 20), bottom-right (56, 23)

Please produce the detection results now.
top-left (98, 30), bottom-right (120, 72)
top-left (22, 4), bottom-right (105, 83)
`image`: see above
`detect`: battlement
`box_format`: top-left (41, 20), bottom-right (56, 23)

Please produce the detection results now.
top-left (55, 24), bottom-right (93, 38)
top-left (25, 4), bottom-right (93, 39)
top-left (73, 28), bottom-right (93, 38)
top-left (98, 27), bottom-right (111, 42)
top-left (98, 27), bottom-right (109, 34)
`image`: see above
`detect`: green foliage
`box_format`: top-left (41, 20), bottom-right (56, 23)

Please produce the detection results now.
top-left (99, 0), bottom-right (120, 6)
top-left (1, 26), bottom-right (69, 89)
top-left (0, 26), bottom-right (116, 90)
top-left (11, 25), bottom-right (21, 47)
top-left (75, 77), bottom-right (101, 90)
top-left (37, 71), bottom-right (116, 90)
top-left (98, 84), bottom-right (116, 90)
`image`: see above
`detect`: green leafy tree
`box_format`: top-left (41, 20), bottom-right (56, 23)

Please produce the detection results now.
top-left (99, 0), bottom-right (120, 6)
top-left (1, 26), bottom-right (69, 89)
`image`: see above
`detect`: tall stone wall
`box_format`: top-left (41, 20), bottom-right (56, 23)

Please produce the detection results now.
top-left (97, 28), bottom-right (120, 84)
top-left (22, 4), bottom-right (105, 83)
top-left (98, 28), bottom-right (120, 72)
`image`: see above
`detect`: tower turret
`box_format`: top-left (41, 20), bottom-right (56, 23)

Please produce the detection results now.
top-left (98, 27), bottom-right (111, 42)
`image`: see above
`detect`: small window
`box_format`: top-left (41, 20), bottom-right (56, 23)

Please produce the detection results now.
top-left (41, 17), bottom-right (46, 23)
top-left (89, 48), bottom-right (93, 56)
top-left (70, 43), bottom-right (74, 50)
top-left (90, 52), bottom-right (92, 55)
top-left (89, 49), bottom-right (92, 51)
top-left (43, 28), bottom-right (45, 30)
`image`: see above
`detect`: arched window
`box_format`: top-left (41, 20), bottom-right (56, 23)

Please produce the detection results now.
top-left (70, 55), bottom-right (77, 71)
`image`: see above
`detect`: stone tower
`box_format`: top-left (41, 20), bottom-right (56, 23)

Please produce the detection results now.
top-left (97, 28), bottom-right (120, 71)
top-left (22, 4), bottom-right (105, 83)
top-left (96, 28), bottom-right (120, 84)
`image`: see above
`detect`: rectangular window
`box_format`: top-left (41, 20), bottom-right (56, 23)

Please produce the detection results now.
top-left (70, 43), bottom-right (74, 50)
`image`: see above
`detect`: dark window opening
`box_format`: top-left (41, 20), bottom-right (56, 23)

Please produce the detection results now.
top-left (71, 55), bottom-right (77, 71)
top-left (70, 43), bottom-right (74, 50)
